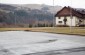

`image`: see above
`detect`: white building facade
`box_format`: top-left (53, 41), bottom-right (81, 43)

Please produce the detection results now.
top-left (55, 7), bottom-right (85, 27)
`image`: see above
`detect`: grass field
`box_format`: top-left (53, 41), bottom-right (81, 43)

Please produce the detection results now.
top-left (0, 27), bottom-right (85, 36)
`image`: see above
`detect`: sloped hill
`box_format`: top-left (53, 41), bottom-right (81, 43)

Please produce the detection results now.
top-left (0, 3), bottom-right (62, 27)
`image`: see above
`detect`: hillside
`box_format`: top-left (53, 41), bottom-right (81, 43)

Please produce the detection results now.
top-left (0, 3), bottom-right (62, 27)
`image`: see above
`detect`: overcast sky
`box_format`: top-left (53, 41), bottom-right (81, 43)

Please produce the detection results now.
top-left (0, 0), bottom-right (85, 8)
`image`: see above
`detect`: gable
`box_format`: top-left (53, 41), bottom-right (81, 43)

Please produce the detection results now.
top-left (55, 7), bottom-right (71, 16)
top-left (55, 7), bottom-right (83, 18)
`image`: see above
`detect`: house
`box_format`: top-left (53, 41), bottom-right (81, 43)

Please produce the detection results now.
top-left (55, 6), bottom-right (85, 26)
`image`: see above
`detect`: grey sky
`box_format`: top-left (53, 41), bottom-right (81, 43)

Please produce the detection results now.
top-left (0, 0), bottom-right (85, 8)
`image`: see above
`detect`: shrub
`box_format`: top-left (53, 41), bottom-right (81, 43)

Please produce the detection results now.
top-left (56, 25), bottom-right (69, 27)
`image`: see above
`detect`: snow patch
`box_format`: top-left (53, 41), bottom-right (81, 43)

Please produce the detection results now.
top-left (0, 31), bottom-right (85, 55)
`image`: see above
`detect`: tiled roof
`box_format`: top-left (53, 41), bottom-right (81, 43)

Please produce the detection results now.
top-left (71, 8), bottom-right (85, 14)
top-left (55, 6), bottom-right (85, 18)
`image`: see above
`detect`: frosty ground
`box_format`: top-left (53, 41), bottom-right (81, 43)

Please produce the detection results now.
top-left (0, 31), bottom-right (85, 55)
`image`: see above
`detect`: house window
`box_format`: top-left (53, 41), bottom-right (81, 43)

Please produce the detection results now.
top-left (79, 20), bottom-right (82, 22)
top-left (58, 17), bottom-right (61, 19)
top-left (58, 21), bottom-right (62, 23)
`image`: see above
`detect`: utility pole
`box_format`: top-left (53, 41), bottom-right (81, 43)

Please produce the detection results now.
top-left (53, 0), bottom-right (55, 27)
top-left (70, 8), bottom-right (72, 32)
top-left (12, 12), bottom-right (16, 26)
top-left (14, 13), bottom-right (16, 26)
top-left (70, 0), bottom-right (73, 32)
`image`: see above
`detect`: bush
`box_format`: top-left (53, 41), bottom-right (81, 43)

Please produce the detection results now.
top-left (56, 25), bottom-right (69, 27)
top-left (29, 24), bottom-right (32, 28)
top-left (79, 25), bottom-right (85, 27)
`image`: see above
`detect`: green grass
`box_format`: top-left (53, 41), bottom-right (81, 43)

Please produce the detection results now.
top-left (0, 27), bottom-right (85, 36)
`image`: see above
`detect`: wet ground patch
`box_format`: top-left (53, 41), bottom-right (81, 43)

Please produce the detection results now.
top-left (23, 47), bottom-right (85, 55)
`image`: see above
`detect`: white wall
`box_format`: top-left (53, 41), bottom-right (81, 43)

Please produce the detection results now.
top-left (75, 17), bottom-right (85, 26)
top-left (55, 16), bottom-right (76, 26)
top-left (66, 16), bottom-right (76, 26)
top-left (56, 17), bottom-right (64, 25)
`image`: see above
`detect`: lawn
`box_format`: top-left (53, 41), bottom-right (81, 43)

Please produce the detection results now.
top-left (0, 27), bottom-right (85, 36)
